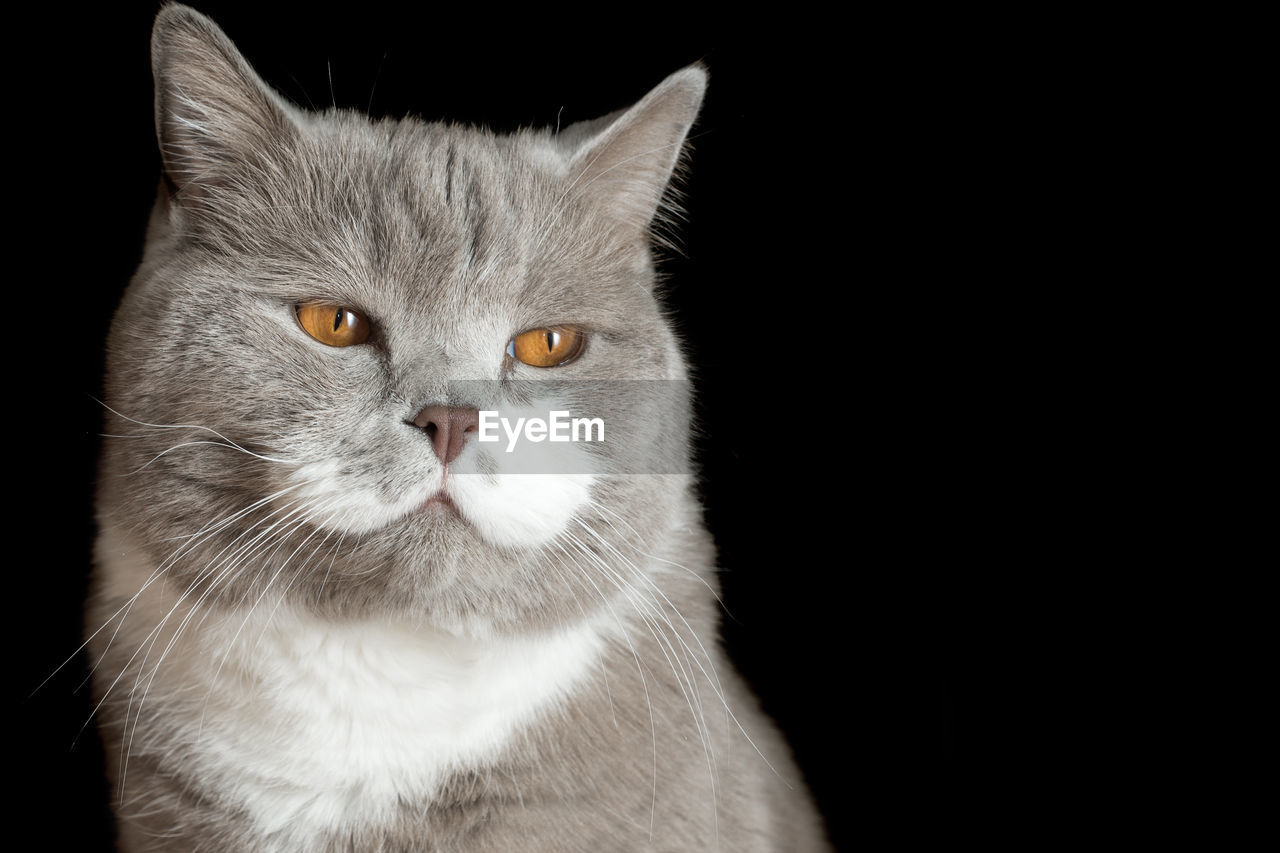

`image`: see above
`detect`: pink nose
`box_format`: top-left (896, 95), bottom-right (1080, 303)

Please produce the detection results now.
top-left (411, 405), bottom-right (480, 466)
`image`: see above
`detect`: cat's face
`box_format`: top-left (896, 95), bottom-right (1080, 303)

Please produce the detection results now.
top-left (100, 7), bottom-right (704, 636)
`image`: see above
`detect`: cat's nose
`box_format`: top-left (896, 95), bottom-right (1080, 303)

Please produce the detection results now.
top-left (411, 405), bottom-right (480, 466)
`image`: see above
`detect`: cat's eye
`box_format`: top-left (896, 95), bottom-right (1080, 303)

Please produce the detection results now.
top-left (507, 326), bottom-right (585, 368)
top-left (297, 302), bottom-right (372, 347)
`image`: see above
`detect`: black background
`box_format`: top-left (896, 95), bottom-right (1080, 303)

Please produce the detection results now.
top-left (14, 3), bottom-right (972, 849)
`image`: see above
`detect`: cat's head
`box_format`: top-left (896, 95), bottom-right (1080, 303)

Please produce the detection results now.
top-left (99, 4), bottom-right (706, 635)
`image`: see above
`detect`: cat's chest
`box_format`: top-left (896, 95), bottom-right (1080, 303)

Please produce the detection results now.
top-left (113, 553), bottom-right (608, 838)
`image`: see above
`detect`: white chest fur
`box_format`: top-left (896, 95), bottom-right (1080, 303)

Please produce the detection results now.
top-left (96, 527), bottom-right (606, 843)
top-left (205, 612), bottom-right (604, 836)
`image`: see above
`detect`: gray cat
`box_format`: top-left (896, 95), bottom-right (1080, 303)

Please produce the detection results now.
top-left (88, 4), bottom-right (828, 850)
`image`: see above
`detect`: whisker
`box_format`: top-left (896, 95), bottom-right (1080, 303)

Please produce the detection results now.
top-left (93, 397), bottom-right (290, 464)
top-left (561, 528), bottom-right (720, 838)
top-left (545, 535), bottom-right (660, 838)
top-left (56, 486), bottom-right (304, 710)
top-left (115, 496), bottom-right (321, 796)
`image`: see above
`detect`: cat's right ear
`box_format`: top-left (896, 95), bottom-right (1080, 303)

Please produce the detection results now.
top-left (150, 4), bottom-right (298, 215)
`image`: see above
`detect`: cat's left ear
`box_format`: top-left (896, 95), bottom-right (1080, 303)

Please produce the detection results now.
top-left (557, 65), bottom-right (707, 243)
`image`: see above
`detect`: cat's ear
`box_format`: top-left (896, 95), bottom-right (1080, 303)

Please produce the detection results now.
top-left (558, 66), bottom-right (707, 243)
top-left (150, 4), bottom-right (299, 211)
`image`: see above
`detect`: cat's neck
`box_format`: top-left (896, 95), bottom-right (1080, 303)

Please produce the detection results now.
top-left (93, 518), bottom-right (613, 841)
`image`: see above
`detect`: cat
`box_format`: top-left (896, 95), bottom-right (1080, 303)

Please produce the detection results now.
top-left (87, 4), bottom-right (829, 850)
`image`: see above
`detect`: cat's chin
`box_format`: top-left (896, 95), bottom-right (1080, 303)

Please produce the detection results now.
top-left (446, 473), bottom-right (595, 550)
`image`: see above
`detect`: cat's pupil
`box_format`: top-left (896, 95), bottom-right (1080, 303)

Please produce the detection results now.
top-left (545, 331), bottom-right (556, 352)
top-left (333, 308), bottom-right (344, 333)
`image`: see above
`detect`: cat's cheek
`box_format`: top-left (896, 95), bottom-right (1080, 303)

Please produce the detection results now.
top-left (448, 474), bottom-right (594, 549)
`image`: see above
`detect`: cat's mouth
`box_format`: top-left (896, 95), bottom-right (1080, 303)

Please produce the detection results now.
top-left (416, 491), bottom-right (461, 517)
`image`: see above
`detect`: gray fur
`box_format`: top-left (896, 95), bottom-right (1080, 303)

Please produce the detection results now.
top-left (89, 4), bottom-right (828, 850)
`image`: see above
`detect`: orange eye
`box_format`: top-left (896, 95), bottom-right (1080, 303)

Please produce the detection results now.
top-left (508, 326), bottom-right (585, 367)
top-left (297, 303), bottom-right (372, 347)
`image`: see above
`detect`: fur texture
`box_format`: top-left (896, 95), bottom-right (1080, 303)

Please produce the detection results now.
top-left (88, 5), bottom-right (828, 850)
